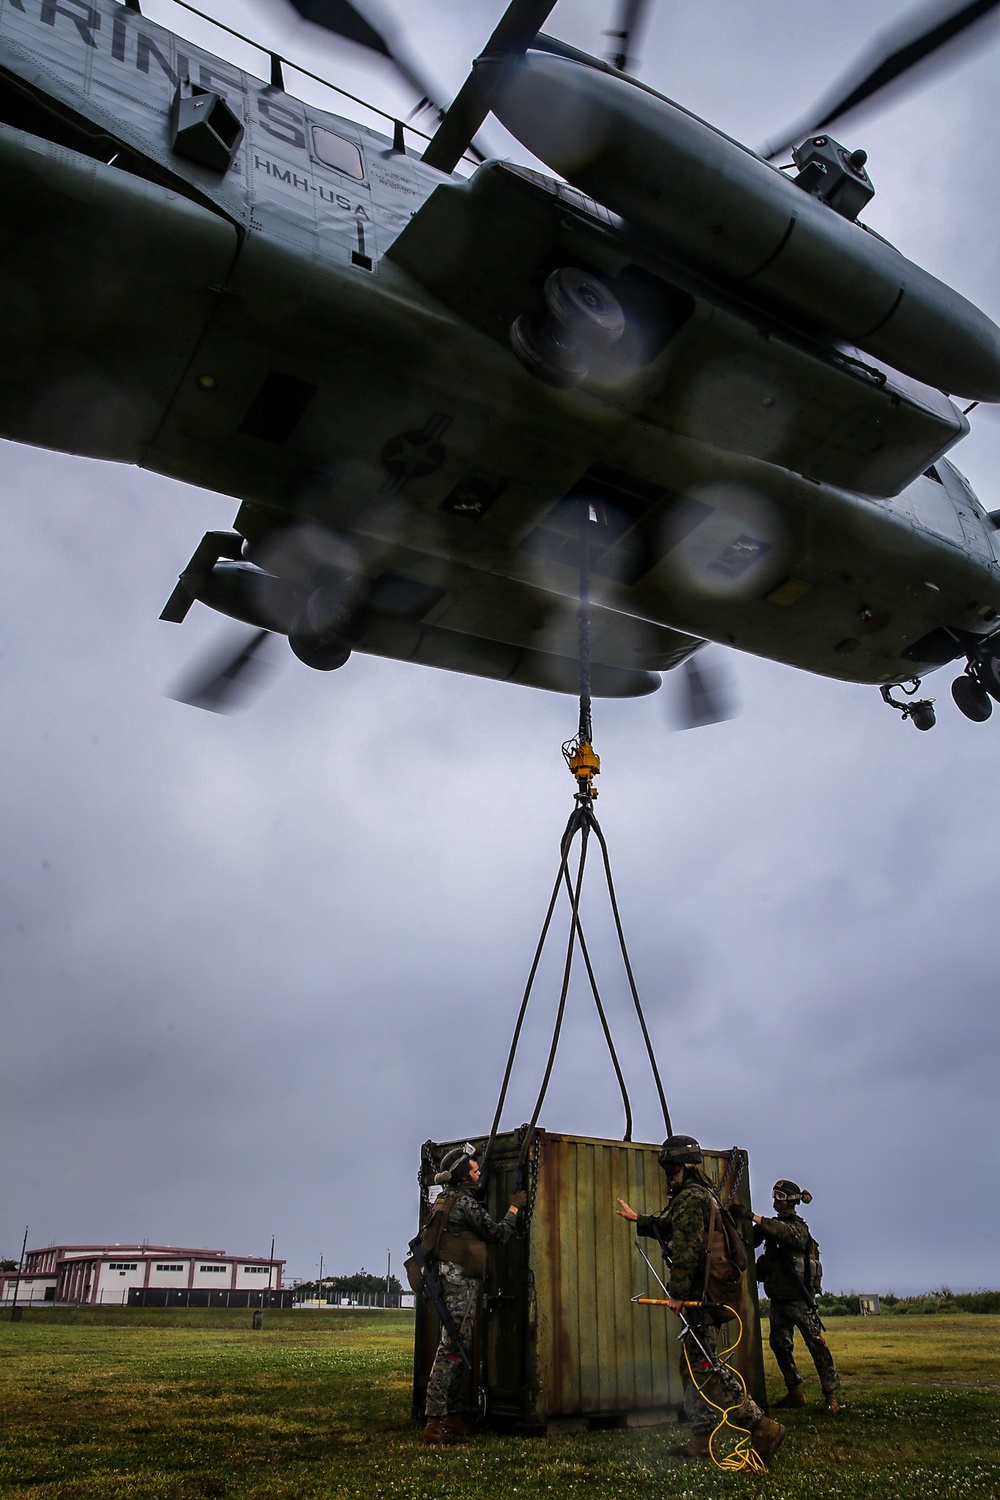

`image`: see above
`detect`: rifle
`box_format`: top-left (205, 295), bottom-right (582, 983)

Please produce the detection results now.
top-left (407, 1235), bottom-right (472, 1371)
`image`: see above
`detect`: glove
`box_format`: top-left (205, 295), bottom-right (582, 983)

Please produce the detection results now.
top-left (510, 1190), bottom-right (528, 1210)
top-left (731, 1202), bottom-right (754, 1223)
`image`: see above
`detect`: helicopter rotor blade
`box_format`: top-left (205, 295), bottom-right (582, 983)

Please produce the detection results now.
top-left (605, 0), bottom-right (652, 74)
top-left (167, 628), bottom-right (276, 714)
top-left (421, 0), bottom-right (560, 174)
top-left (761, 0), bottom-right (1000, 161)
top-left (284, 0), bottom-right (453, 131)
top-left (670, 651), bottom-right (737, 731)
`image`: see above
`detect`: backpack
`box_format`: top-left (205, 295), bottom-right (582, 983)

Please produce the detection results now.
top-left (702, 1193), bottom-right (749, 1320)
top-left (402, 1192), bottom-right (487, 1293)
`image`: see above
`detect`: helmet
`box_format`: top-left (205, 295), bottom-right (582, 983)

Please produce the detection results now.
top-left (433, 1142), bottom-right (479, 1187)
top-left (658, 1134), bottom-right (703, 1170)
top-left (773, 1180), bottom-right (812, 1206)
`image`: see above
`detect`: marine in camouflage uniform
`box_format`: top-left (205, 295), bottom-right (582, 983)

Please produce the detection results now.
top-left (422, 1145), bottom-right (523, 1444)
top-left (617, 1135), bottom-right (785, 1467)
top-left (754, 1179), bottom-right (840, 1414)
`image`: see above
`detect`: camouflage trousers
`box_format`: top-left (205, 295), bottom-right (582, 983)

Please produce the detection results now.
top-left (680, 1317), bottom-right (764, 1438)
top-left (768, 1298), bottom-right (840, 1393)
top-left (424, 1263), bottom-right (478, 1419)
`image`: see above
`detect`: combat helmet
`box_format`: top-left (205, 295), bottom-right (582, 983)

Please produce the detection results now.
top-left (657, 1134), bottom-right (703, 1171)
top-left (433, 1142), bottom-right (479, 1187)
top-left (772, 1179), bottom-right (813, 1207)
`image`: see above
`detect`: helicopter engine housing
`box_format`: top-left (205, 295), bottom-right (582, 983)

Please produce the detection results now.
top-left (492, 51), bottom-right (1000, 402)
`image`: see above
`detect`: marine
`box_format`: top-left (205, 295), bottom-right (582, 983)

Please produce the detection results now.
top-left (753, 1179), bottom-right (841, 1413)
top-left (420, 1143), bottom-right (525, 1445)
top-left (616, 1134), bottom-right (785, 1467)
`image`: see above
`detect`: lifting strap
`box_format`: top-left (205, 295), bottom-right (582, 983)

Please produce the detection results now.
top-left (484, 500), bottom-right (672, 1180)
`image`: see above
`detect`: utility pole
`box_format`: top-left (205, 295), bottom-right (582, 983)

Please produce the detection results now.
top-left (254, 1235), bottom-right (275, 1331)
top-left (318, 1252), bottom-right (323, 1305)
top-left (9, 1226), bottom-right (28, 1322)
top-left (386, 1248), bottom-right (391, 1309)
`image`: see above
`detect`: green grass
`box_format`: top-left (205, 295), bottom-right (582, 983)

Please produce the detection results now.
top-left (1, 1308), bottom-right (999, 1497)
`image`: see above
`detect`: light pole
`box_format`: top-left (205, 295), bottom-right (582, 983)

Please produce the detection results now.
top-left (9, 1226), bottom-right (28, 1322)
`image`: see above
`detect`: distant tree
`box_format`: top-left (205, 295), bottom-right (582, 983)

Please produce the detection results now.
top-left (0, 1259), bottom-right (18, 1272)
top-left (298, 1269), bottom-right (404, 1298)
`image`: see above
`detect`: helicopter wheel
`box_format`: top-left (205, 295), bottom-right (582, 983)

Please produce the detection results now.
top-left (510, 312), bottom-right (589, 387)
top-left (543, 267), bottom-right (625, 346)
top-left (288, 619), bottom-right (352, 671)
top-left (952, 673), bottom-right (993, 721)
top-left (973, 652), bottom-right (1000, 702)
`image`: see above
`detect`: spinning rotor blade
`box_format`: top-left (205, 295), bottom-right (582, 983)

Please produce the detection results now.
top-left (605, 0), bottom-right (652, 73)
top-left (761, 0), bottom-right (1000, 161)
top-left (168, 628), bottom-right (276, 714)
top-left (670, 652), bottom-right (736, 731)
top-left (421, 0), bottom-right (560, 173)
top-left (284, 0), bottom-right (451, 127)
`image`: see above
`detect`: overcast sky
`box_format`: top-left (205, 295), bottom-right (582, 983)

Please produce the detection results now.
top-left (3, 0), bottom-right (1000, 1296)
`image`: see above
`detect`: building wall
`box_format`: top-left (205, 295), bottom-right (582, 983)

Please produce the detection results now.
top-left (2, 1246), bottom-right (284, 1304)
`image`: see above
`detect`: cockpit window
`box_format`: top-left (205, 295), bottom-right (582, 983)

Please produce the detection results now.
top-left (311, 127), bottom-right (364, 180)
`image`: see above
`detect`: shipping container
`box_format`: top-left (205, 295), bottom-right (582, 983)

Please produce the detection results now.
top-left (413, 1127), bottom-right (766, 1432)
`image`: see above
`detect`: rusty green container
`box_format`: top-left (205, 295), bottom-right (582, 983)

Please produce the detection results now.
top-left (413, 1127), bottom-right (766, 1432)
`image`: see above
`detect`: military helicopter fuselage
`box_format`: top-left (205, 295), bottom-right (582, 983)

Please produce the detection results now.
top-left (3, 0), bottom-right (1000, 719)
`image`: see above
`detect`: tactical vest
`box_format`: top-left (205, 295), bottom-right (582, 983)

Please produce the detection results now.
top-left (759, 1217), bottom-right (823, 1297)
top-left (420, 1192), bottom-right (487, 1279)
top-left (793, 1232), bottom-right (823, 1295)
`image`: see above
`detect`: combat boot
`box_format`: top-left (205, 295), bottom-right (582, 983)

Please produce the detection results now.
top-left (750, 1415), bottom-right (786, 1467)
top-left (823, 1392), bottom-right (840, 1415)
top-left (441, 1414), bottom-right (472, 1439)
top-left (667, 1432), bottom-right (711, 1460)
top-left (775, 1385), bottom-right (806, 1409)
top-left (422, 1418), bottom-right (460, 1446)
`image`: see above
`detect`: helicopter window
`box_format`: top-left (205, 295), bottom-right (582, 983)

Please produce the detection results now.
top-left (312, 127), bottom-right (364, 181)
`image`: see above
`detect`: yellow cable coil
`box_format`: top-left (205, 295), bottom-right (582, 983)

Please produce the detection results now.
top-left (682, 1307), bottom-right (768, 1474)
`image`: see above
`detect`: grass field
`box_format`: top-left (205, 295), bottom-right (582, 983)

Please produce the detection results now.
top-left (1, 1308), bottom-right (999, 1498)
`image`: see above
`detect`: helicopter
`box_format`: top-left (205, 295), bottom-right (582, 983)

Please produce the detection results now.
top-left (1, 0), bottom-right (999, 728)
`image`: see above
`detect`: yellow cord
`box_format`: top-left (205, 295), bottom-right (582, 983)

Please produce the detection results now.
top-left (682, 1307), bottom-right (768, 1473)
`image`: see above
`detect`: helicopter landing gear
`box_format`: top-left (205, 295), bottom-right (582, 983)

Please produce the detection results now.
top-left (288, 625), bottom-right (351, 671)
top-left (544, 267), bottom-right (625, 345)
top-left (511, 267), bottom-right (624, 387)
top-left (951, 671), bottom-right (993, 721)
top-left (971, 649), bottom-right (1000, 702)
top-left (880, 682), bottom-right (936, 730)
top-left (287, 581), bottom-right (362, 671)
top-left (510, 312), bottom-right (589, 387)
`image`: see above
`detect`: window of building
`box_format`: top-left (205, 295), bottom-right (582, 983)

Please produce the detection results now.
top-left (156, 1264), bottom-right (184, 1272)
top-left (199, 1265), bottom-right (228, 1273)
top-left (108, 1262), bottom-right (138, 1271)
top-left (242, 1266), bottom-right (268, 1274)
top-left (311, 127), bottom-right (364, 180)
